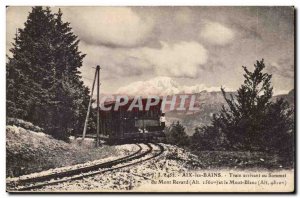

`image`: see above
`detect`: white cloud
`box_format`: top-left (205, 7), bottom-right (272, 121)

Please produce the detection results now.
top-left (200, 21), bottom-right (235, 45)
top-left (78, 41), bottom-right (154, 80)
top-left (79, 41), bottom-right (208, 81)
top-left (5, 7), bottom-right (294, 96)
top-left (144, 41), bottom-right (208, 78)
top-left (61, 7), bottom-right (154, 47)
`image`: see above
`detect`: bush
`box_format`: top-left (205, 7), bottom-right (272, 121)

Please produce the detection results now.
top-left (190, 125), bottom-right (228, 151)
top-left (6, 117), bottom-right (43, 132)
top-left (165, 121), bottom-right (189, 147)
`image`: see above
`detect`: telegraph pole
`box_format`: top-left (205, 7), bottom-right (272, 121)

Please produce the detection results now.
top-left (82, 65), bottom-right (102, 147)
top-left (96, 65), bottom-right (101, 147)
top-left (82, 67), bottom-right (98, 141)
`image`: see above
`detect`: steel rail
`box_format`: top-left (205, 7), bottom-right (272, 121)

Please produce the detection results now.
top-left (14, 143), bottom-right (164, 191)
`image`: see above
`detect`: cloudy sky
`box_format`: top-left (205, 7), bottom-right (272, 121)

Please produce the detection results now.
top-left (6, 6), bottom-right (294, 95)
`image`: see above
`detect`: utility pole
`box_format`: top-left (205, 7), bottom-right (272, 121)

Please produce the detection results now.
top-left (82, 67), bottom-right (98, 141)
top-left (82, 65), bottom-right (102, 147)
top-left (96, 65), bottom-right (101, 147)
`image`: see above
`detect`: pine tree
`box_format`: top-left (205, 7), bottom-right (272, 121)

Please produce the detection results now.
top-left (165, 121), bottom-right (189, 147)
top-left (46, 8), bottom-right (89, 139)
top-left (218, 59), bottom-right (273, 149)
top-left (7, 7), bottom-right (93, 140)
top-left (208, 59), bottom-right (293, 153)
top-left (7, 7), bottom-right (55, 125)
top-left (263, 98), bottom-right (294, 166)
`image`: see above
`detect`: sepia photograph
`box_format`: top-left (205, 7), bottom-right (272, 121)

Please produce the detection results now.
top-left (5, 5), bottom-right (295, 193)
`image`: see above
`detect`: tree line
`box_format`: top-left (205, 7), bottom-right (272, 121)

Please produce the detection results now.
top-left (7, 7), bottom-right (96, 140)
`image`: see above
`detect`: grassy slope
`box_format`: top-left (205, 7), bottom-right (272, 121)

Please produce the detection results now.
top-left (6, 125), bottom-right (120, 177)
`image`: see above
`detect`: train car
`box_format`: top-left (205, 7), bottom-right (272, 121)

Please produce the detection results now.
top-left (100, 98), bottom-right (166, 144)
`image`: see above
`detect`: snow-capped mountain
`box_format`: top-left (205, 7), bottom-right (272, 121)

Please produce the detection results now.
top-left (116, 76), bottom-right (222, 96)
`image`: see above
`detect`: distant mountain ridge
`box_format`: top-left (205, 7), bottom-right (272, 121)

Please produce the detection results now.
top-left (166, 89), bottom-right (294, 136)
top-left (272, 89), bottom-right (294, 106)
top-left (109, 77), bottom-right (294, 136)
top-left (116, 76), bottom-right (224, 96)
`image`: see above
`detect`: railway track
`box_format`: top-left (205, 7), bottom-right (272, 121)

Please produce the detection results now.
top-left (7, 143), bottom-right (164, 191)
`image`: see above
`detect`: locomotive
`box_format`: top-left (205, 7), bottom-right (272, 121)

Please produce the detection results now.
top-left (99, 98), bottom-right (166, 144)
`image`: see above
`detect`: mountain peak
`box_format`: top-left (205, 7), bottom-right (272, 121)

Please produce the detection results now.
top-left (116, 76), bottom-right (180, 96)
top-left (116, 77), bottom-right (223, 96)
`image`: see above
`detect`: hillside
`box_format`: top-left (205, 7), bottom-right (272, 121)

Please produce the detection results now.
top-left (272, 89), bottom-right (294, 106)
top-left (166, 91), bottom-right (234, 135)
top-left (6, 119), bottom-right (137, 177)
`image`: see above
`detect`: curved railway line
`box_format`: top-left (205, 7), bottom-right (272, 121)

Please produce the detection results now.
top-left (7, 143), bottom-right (164, 191)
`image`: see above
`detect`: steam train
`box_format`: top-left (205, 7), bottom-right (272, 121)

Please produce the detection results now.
top-left (99, 98), bottom-right (166, 144)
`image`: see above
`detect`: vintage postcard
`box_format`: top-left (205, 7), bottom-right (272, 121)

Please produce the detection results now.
top-left (6, 6), bottom-right (295, 193)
